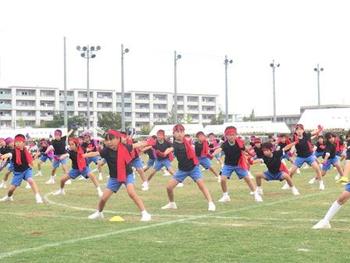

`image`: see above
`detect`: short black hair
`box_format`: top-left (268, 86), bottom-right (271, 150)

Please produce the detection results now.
top-left (261, 142), bottom-right (273, 151)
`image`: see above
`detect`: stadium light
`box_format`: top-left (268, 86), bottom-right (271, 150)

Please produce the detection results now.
top-left (224, 55), bottom-right (233, 122)
top-left (77, 45), bottom-right (101, 129)
top-left (174, 51), bottom-right (182, 124)
top-left (270, 60), bottom-right (280, 123)
top-left (314, 64), bottom-right (324, 106)
top-left (121, 44), bottom-right (129, 132)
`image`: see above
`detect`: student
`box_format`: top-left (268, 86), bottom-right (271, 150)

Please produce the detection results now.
top-left (194, 131), bottom-right (220, 181)
top-left (283, 124), bottom-right (323, 190)
top-left (85, 130), bottom-right (152, 221)
top-left (81, 131), bottom-right (103, 181)
top-left (46, 129), bottom-right (74, 184)
top-left (254, 142), bottom-right (300, 196)
top-left (208, 133), bottom-right (223, 167)
top-left (160, 124), bottom-right (216, 211)
top-left (145, 130), bottom-right (175, 188)
top-left (252, 138), bottom-right (264, 160)
top-left (314, 135), bottom-right (326, 159)
top-left (309, 133), bottom-right (344, 187)
top-left (0, 134), bottom-right (43, 203)
top-left (142, 135), bottom-right (157, 173)
top-left (34, 139), bottom-right (53, 177)
top-left (336, 131), bottom-right (350, 184)
top-left (0, 138), bottom-right (15, 189)
top-left (53, 138), bottom-right (103, 197)
top-left (212, 126), bottom-right (263, 203)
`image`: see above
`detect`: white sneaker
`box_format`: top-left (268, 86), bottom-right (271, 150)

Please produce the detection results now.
top-left (291, 187), bottom-right (300, 196)
top-left (140, 212), bottom-right (152, 222)
top-left (249, 191), bottom-right (255, 195)
top-left (141, 181), bottom-right (149, 191)
top-left (25, 183), bottom-right (31, 189)
top-left (88, 211), bottom-right (104, 220)
top-left (78, 176), bottom-right (86, 181)
top-left (65, 179), bottom-right (72, 185)
top-left (335, 174), bottom-right (341, 181)
top-left (53, 189), bottom-right (65, 196)
top-left (296, 168), bottom-right (301, 174)
top-left (281, 182), bottom-right (290, 190)
top-left (218, 195), bottom-right (231, 203)
top-left (0, 182), bottom-right (7, 189)
top-left (176, 183), bottom-right (184, 188)
top-left (257, 188), bottom-right (263, 195)
top-left (34, 171), bottom-right (42, 177)
top-left (319, 181), bottom-right (325, 190)
top-left (163, 170), bottom-right (171, 177)
top-left (45, 178), bottom-right (55, 185)
top-left (0, 195), bottom-right (13, 202)
top-left (308, 177), bottom-right (316, 184)
top-left (35, 194), bottom-right (43, 204)
top-left (161, 202), bottom-right (177, 209)
top-left (254, 193), bottom-right (263, 202)
top-left (312, 219), bottom-right (331, 229)
top-left (208, 202), bottom-right (216, 211)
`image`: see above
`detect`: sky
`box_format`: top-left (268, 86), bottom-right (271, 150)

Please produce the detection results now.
top-left (0, 0), bottom-right (349, 117)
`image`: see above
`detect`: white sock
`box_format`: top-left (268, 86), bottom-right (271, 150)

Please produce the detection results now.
top-left (96, 186), bottom-right (102, 191)
top-left (35, 193), bottom-right (41, 198)
top-left (324, 201), bottom-right (342, 222)
top-left (141, 210), bottom-right (148, 215)
top-left (223, 192), bottom-right (229, 197)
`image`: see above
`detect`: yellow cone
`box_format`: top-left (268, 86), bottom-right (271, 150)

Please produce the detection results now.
top-left (109, 216), bottom-right (125, 222)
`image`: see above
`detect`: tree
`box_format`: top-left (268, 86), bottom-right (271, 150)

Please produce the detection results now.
top-left (98, 112), bottom-right (122, 131)
top-left (68, 115), bottom-right (86, 130)
top-left (210, 109), bottom-right (225, 125)
top-left (42, 113), bottom-right (64, 128)
top-left (140, 125), bottom-right (152, 135)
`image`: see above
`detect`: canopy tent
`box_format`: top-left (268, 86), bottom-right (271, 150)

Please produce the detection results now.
top-left (298, 108), bottom-right (350, 130)
top-left (204, 121), bottom-right (290, 135)
top-left (149, 124), bottom-right (204, 136)
top-left (0, 128), bottom-right (68, 139)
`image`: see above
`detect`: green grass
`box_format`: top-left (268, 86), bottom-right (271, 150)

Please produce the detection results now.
top-left (0, 159), bottom-right (349, 263)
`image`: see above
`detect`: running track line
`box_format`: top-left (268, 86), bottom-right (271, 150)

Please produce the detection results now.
top-left (0, 189), bottom-right (336, 260)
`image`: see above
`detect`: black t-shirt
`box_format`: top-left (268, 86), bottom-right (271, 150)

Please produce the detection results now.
top-left (12, 149), bottom-right (30, 172)
top-left (154, 140), bottom-right (172, 160)
top-left (294, 132), bottom-right (313, 158)
top-left (195, 141), bottom-right (204, 157)
top-left (68, 150), bottom-right (84, 170)
top-left (99, 144), bottom-right (133, 178)
top-left (82, 140), bottom-right (98, 152)
top-left (277, 142), bottom-right (290, 153)
top-left (262, 150), bottom-right (284, 174)
top-left (221, 141), bottom-right (244, 166)
top-left (173, 141), bottom-right (195, 171)
top-left (324, 142), bottom-right (336, 159)
top-left (52, 136), bottom-right (67, 155)
top-left (145, 148), bottom-right (156, 160)
top-left (253, 146), bottom-right (264, 159)
top-left (315, 142), bottom-right (325, 153)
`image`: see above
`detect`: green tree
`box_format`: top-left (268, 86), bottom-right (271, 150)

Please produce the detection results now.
top-left (210, 109), bottom-right (225, 125)
top-left (68, 115), bottom-right (86, 130)
top-left (98, 112), bottom-right (122, 131)
top-left (140, 125), bottom-right (152, 135)
top-left (42, 113), bottom-right (64, 128)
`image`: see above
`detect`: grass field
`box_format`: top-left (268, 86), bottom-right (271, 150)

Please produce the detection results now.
top-left (0, 159), bottom-right (349, 263)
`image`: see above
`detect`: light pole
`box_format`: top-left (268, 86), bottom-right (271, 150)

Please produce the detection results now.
top-left (314, 64), bottom-right (324, 106)
top-left (121, 44), bottom-right (129, 132)
top-left (174, 51), bottom-right (181, 124)
top-left (224, 55), bottom-right (233, 122)
top-left (77, 45), bottom-right (101, 129)
top-left (270, 60), bottom-right (280, 123)
top-left (63, 37), bottom-right (68, 129)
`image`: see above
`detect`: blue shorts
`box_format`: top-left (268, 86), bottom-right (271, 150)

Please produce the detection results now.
top-left (40, 155), bottom-right (52, 163)
top-left (264, 171), bottom-right (284, 181)
top-left (173, 165), bottom-right (202, 183)
top-left (199, 157), bottom-right (212, 169)
top-left (315, 152), bottom-right (324, 158)
top-left (221, 164), bottom-right (248, 179)
top-left (69, 167), bottom-right (91, 179)
top-left (154, 159), bottom-right (172, 171)
top-left (322, 157), bottom-right (339, 171)
top-left (11, 168), bottom-right (33, 187)
top-left (53, 157), bottom-right (68, 169)
top-left (107, 174), bottom-right (134, 193)
top-left (146, 159), bottom-right (156, 168)
top-left (7, 162), bottom-right (14, 172)
top-left (294, 155), bottom-right (317, 168)
top-left (131, 157), bottom-right (144, 170)
top-left (86, 156), bottom-right (100, 166)
top-left (345, 183), bottom-right (350, 192)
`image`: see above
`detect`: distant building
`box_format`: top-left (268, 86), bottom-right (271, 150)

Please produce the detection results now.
top-left (0, 86), bottom-right (218, 130)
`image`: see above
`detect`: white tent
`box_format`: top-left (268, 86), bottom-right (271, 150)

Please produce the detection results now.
top-left (298, 108), bottom-right (350, 130)
top-left (0, 128), bottom-right (68, 139)
top-left (204, 121), bottom-right (290, 135)
top-left (149, 124), bottom-right (204, 136)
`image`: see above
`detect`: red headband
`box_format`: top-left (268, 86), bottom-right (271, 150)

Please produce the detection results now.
top-left (14, 135), bottom-right (26, 143)
top-left (107, 129), bottom-right (125, 138)
top-left (173, 124), bottom-right (185, 133)
top-left (225, 127), bottom-right (237, 136)
top-left (69, 138), bottom-right (80, 146)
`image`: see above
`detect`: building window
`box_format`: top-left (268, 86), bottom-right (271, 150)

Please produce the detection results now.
top-left (135, 94), bottom-right (150, 100)
top-left (135, 103), bottom-right (149, 110)
top-left (187, 96), bottom-right (198, 102)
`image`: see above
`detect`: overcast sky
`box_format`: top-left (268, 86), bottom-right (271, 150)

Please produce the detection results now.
top-left (0, 0), bottom-right (349, 117)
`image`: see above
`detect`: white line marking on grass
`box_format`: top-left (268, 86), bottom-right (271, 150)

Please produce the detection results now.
top-left (0, 211), bottom-right (89, 220)
top-left (0, 189), bottom-right (336, 260)
top-left (297, 248), bottom-right (310, 252)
